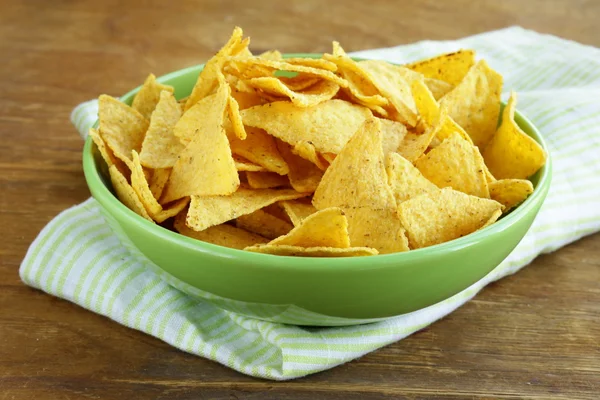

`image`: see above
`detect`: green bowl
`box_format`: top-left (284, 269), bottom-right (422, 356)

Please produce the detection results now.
top-left (82, 54), bottom-right (552, 326)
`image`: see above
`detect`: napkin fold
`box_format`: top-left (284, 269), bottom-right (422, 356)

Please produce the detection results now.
top-left (21, 26), bottom-right (600, 380)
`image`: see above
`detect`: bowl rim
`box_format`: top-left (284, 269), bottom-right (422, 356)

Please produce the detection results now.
top-left (83, 53), bottom-right (552, 271)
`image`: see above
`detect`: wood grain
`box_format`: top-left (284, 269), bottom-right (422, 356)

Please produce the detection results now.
top-left (1, 0), bottom-right (599, 398)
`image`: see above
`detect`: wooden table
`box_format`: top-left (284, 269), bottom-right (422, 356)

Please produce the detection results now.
top-left (2, 0), bottom-right (599, 398)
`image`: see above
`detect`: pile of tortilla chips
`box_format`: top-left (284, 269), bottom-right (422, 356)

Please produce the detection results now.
top-left (91, 27), bottom-right (546, 257)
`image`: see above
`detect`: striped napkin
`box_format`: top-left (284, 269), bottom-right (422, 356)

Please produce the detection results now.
top-left (21, 27), bottom-right (600, 380)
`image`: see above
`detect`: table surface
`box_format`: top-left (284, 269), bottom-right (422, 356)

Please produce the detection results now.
top-left (2, 0), bottom-right (599, 398)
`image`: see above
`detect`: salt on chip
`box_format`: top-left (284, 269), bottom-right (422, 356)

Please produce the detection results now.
top-left (281, 200), bottom-right (317, 226)
top-left (313, 117), bottom-right (409, 254)
top-left (228, 126), bottom-right (289, 175)
top-left (483, 92), bottom-right (547, 179)
top-left (241, 100), bottom-right (372, 155)
top-left (415, 132), bottom-right (489, 198)
top-left (244, 244), bottom-right (377, 257)
top-left (108, 164), bottom-right (152, 222)
top-left (245, 77), bottom-right (339, 108)
top-left (139, 90), bottom-right (184, 169)
top-left (236, 209), bottom-right (293, 239)
top-left (246, 171), bottom-right (289, 189)
top-left (398, 187), bottom-right (503, 249)
top-left (186, 188), bottom-right (307, 232)
top-left (386, 152), bottom-right (439, 204)
top-left (98, 95), bottom-right (148, 168)
top-left (131, 73), bottom-right (175, 120)
top-left (489, 179), bottom-right (534, 210)
top-left (161, 80), bottom-right (239, 203)
top-left (174, 212), bottom-right (268, 250)
top-left (439, 59), bottom-right (503, 148)
top-left (407, 50), bottom-right (476, 86)
top-left (276, 141), bottom-right (323, 193)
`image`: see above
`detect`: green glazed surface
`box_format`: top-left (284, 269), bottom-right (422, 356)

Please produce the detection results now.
top-left (82, 54), bottom-right (552, 325)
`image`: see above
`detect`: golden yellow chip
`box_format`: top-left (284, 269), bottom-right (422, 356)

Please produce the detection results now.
top-left (245, 77), bottom-right (339, 108)
top-left (407, 50), bottom-right (476, 86)
top-left (185, 27), bottom-right (248, 110)
top-left (276, 141), bottom-right (323, 193)
top-left (154, 197), bottom-right (189, 223)
top-left (233, 155), bottom-right (266, 172)
top-left (489, 179), bottom-right (534, 210)
top-left (89, 128), bottom-right (122, 171)
top-left (241, 100), bottom-right (372, 155)
top-left (149, 168), bottom-right (171, 201)
top-left (481, 209), bottom-right (503, 229)
top-left (228, 126), bottom-right (289, 175)
top-left (398, 188), bottom-right (503, 249)
top-left (98, 95), bottom-right (148, 167)
top-left (131, 73), bottom-right (175, 120)
top-left (415, 132), bottom-right (489, 198)
top-left (281, 200), bottom-right (317, 226)
top-left (186, 188), bottom-right (307, 232)
top-left (258, 50), bottom-right (282, 60)
top-left (161, 79), bottom-right (239, 203)
top-left (283, 57), bottom-right (338, 71)
top-left (246, 171), bottom-right (289, 189)
top-left (483, 92), bottom-right (547, 179)
top-left (379, 118), bottom-right (408, 154)
top-left (244, 244), bottom-right (377, 257)
top-left (174, 212), bottom-right (268, 250)
top-left (230, 89), bottom-right (265, 110)
top-left (439, 60), bottom-right (503, 148)
top-left (130, 150), bottom-right (163, 216)
top-left (227, 94), bottom-right (247, 140)
top-left (292, 140), bottom-right (329, 170)
top-left (262, 202), bottom-right (292, 223)
top-left (313, 117), bottom-right (409, 253)
top-left (278, 76), bottom-right (320, 91)
top-left (108, 164), bottom-right (152, 222)
top-left (397, 125), bottom-right (437, 162)
top-left (236, 209), bottom-right (293, 239)
top-left (386, 152), bottom-right (439, 203)
top-left (139, 91), bottom-right (184, 169)
top-left (321, 152), bottom-right (336, 164)
top-left (425, 78), bottom-right (454, 100)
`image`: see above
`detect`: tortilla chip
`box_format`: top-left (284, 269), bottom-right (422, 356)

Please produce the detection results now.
top-left (227, 94), bottom-right (247, 140)
top-left (139, 91), bottom-right (184, 168)
top-left (483, 92), bottom-right (547, 179)
top-left (411, 79), bottom-right (439, 127)
top-left (439, 60), bottom-right (503, 148)
top-left (481, 209), bottom-right (503, 229)
top-left (241, 100), bottom-right (372, 155)
top-left (174, 212), bottom-right (268, 250)
top-left (98, 95), bottom-right (148, 168)
top-left (278, 76), bottom-right (320, 91)
top-left (244, 244), bottom-right (377, 257)
top-left (425, 78), bottom-right (454, 100)
top-left (230, 89), bottom-right (266, 110)
top-left (131, 73), bottom-right (175, 120)
top-left (379, 118), bottom-right (408, 155)
top-left (185, 27), bottom-right (248, 110)
top-left (415, 132), bottom-right (489, 198)
top-left (386, 152), bottom-right (439, 203)
top-left (292, 141), bottom-right (329, 170)
top-left (283, 57), bottom-right (338, 71)
top-left (149, 168), bottom-right (171, 201)
top-left (258, 50), bottom-right (282, 60)
top-left (246, 171), bottom-right (289, 189)
top-left (312, 117), bottom-right (409, 253)
top-left (153, 197), bottom-right (190, 223)
top-left (276, 141), bottom-right (323, 193)
top-left (489, 179), bottom-right (534, 211)
top-left (108, 164), bottom-right (152, 221)
top-left (281, 200), bottom-right (317, 226)
top-left (89, 128), bottom-right (124, 172)
top-left (186, 188), bottom-right (307, 232)
top-left (236, 209), bottom-right (293, 239)
top-left (245, 77), bottom-right (339, 107)
top-left (262, 202), bottom-right (292, 223)
top-left (398, 188), bottom-right (503, 249)
top-left (397, 125), bottom-right (437, 162)
top-left (130, 151), bottom-right (163, 216)
top-left (233, 155), bottom-right (266, 172)
top-left (228, 126), bottom-right (289, 175)
top-left (161, 79), bottom-right (239, 203)
top-left (407, 50), bottom-right (476, 86)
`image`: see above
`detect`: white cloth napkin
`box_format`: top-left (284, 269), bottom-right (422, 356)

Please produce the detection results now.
top-left (21, 27), bottom-right (600, 380)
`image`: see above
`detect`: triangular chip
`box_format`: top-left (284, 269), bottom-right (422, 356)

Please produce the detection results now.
top-left (130, 151), bottom-right (163, 216)
top-left (276, 141), bottom-right (324, 193)
top-left (386, 152), bottom-right (439, 204)
top-left (233, 155), bottom-right (266, 172)
top-left (241, 100), bottom-right (372, 155)
top-left (483, 92), bottom-right (547, 179)
top-left (415, 132), bottom-right (489, 198)
top-left (244, 244), bottom-right (377, 257)
top-left (131, 73), bottom-right (175, 120)
top-left (280, 200), bottom-right (317, 226)
top-left (227, 94), bottom-right (247, 140)
top-left (108, 165), bottom-right (152, 222)
top-left (149, 168), bottom-right (171, 201)
top-left (174, 212), bottom-right (267, 250)
top-left (489, 179), bottom-right (534, 211)
top-left (88, 128), bottom-right (128, 175)
top-left (161, 79), bottom-right (239, 203)
top-left (398, 188), bottom-right (503, 249)
top-left (396, 125), bottom-right (437, 162)
top-left (292, 141), bottom-right (329, 170)
top-left (228, 127), bottom-right (289, 175)
top-left (245, 77), bottom-right (339, 108)
top-left (379, 118), bottom-right (408, 155)
top-left (282, 57), bottom-right (338, 71)
top-left (312, 117), bottom-right (409, 253)
top-left (425, 78), bottom-right (454, 100)
top-left (439, 60), bottom-right (503, 148)
top-left (246, 171), bottom-right (289, 189)
top-left (153, 198), bottom-right (189, 223)
top-left (236, 209), bottom-right (293, 239)
top-left (139, 91), bottom-right (184, 168)
top-left (278, 76), bottom-right (320, 91)
top-left (186, 188), bottom-right (307, 232)
top-left (407, 50), bottom-right (476, 86)
top-left (98, 95), bottom-right (148, 168)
